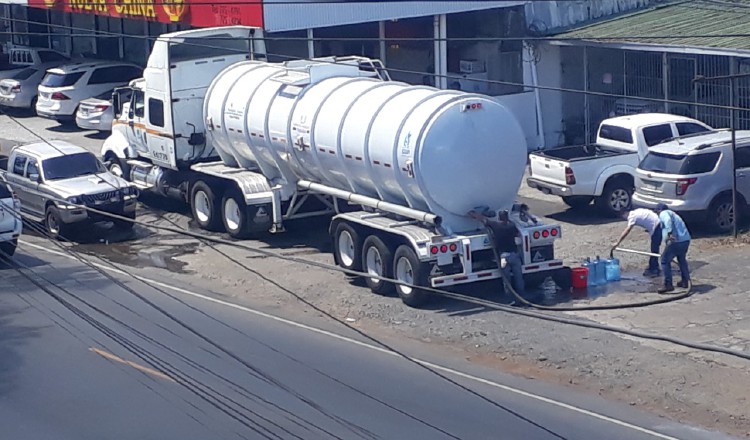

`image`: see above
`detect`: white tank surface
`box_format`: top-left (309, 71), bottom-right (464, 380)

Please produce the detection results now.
top-left (204, 58), bottom-right (528, 232)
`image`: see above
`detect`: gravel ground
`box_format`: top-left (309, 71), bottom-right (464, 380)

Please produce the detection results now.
top-left (3, 113), bottom-right (750, 437)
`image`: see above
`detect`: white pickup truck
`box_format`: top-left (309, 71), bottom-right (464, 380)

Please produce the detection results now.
top-left (527, 114), bottom-right (713, 216)
top-left (0, 46), bottom-right (70, 80)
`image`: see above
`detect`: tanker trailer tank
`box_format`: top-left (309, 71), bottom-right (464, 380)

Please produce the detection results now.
top-left (204, 59), bottom-right (528, 233)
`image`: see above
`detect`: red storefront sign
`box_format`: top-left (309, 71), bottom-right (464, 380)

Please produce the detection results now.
top-left (29, 0), bottom-right (263, 28)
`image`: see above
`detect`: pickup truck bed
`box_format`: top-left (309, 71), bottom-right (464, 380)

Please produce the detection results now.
top-left (533, 144), bottom-right (633, 161)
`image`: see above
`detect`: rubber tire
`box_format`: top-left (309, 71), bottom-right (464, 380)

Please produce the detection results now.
top-left (113, 212), bottom-right (135, 232)
top-left (221, 188), bottom-right (253, 239)
top-left (708, 195), bottom-right (735, 233)
top-left (30, 96), bottom-right (37, 115)
top-left (393, 245), bottom-right (430, 308)
top-left (106, 154), bottom-right (131, 181)
top-left (0, 239), bottom-right (17, 258)
top-left (190, 180), bottom-right (223, 231)
top-left (362, 235), bottom-right (394, 295)
top-left (333, 222), bottom-right (362, 272)
top-left (45, 205), bottom-right (70, 241)
top-left (562, 196), bottom-right (593, 209)
top-left (596, 179), bottom-right (633, 217)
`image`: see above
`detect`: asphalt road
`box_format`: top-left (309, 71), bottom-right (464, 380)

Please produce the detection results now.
top-left (0, 236), bottom-right (737, 440)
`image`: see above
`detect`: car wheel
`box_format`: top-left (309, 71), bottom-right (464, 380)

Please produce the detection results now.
top-left (45, 205), bottom-right (70, 241)
top-left (393, 245), bottom-right (430, 307)
top-left (0, 239), bottom-right (17, 258)
top-left (190, 180), bottom-right (223, 231)
top-left (709, 195), bottom-right (735, 233)
top-left (332, 222), bottom-right (362, 272)
top-left (562, 196), bottom-right (593, 209)
top-left (362, 235), bottom-right (394, 295)
top-left (29, 96), bottom-right (38, 115)
top-left (596, 179), bottom-right (633, 217)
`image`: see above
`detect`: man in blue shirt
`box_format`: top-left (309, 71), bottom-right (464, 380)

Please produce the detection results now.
top-left (655, 203), bottom-right (691, 293)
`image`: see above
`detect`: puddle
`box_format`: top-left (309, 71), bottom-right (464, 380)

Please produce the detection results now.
top-left (531, 272), bottom-right (663, 306)
top-left (71, 239), bottom-right (200, 274)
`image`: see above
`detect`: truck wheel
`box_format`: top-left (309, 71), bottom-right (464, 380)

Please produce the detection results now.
top-left (45, 205), bottom-right (70, 241)
top-left (190, 181), bottom-right (223, 231)
top-left (596, 179), bottom-right (632, 216)
top-left (0, 239), bottom-right (17, 258)
top-left (708, 195), bottom-right (735, 233)
top-left (106, 155), bottom-right (131, 181)
top-left (113, 212), bottom-right (135, 232)
top-left (333, 223), bottom-right (362, 272)
top-left (393, 245), bottom-right (430, 307)
top-left (222, 189), bottom-right (252, 239)
top-left (562, 196), bottom-right (593, 209)
top-left (362, 235), bottom-right (394, 295)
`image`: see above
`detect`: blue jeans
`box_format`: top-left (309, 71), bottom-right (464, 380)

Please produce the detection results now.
top-left (661, 240), bottom-right (690, 286)
top-left (500, 252), bottom-right (524, 294)
top-left (649, 224), bottom-right (662, 272)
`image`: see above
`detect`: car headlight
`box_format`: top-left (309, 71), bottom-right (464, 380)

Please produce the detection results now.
top-left (67, 196), bottom-right (82, 205)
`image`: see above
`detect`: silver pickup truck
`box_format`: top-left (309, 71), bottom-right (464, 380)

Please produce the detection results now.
top-left (0, 140), bottom-right (138, 239)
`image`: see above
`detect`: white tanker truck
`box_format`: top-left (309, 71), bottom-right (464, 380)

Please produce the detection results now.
top-left (101, 26), bottom-right (568, 306)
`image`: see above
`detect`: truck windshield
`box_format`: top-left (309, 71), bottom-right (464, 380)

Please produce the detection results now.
top-left (43, 152), bottom-right (106, 180)
top-left (169, 34), bottom-right (251, 62)
top-left (639, 151), bottom-right (721, 174)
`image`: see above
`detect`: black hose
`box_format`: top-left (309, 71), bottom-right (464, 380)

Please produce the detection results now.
top-left (485, 226), bottom-right (694, 311)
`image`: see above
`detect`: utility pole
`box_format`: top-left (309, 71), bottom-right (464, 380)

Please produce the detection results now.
top-left (693, 72), bottom-right (750, 238)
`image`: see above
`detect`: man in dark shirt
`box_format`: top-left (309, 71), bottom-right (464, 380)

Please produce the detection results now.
top-left (468, 209), bottom-right (524, 294)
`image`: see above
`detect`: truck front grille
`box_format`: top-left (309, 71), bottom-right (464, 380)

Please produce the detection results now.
top-left (82, 190), bottom-right (119, 205)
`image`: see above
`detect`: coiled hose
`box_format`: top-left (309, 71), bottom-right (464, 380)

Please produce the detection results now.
top-left (485, 226), bottom-right (694, 311)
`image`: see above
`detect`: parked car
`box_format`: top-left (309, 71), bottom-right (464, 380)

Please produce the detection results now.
top-left (527, 114), bottom-right (713, 216)
top-left (0, 47), bottom-right (70, 80)
top-left (36, 61), bottom-right (142, 122)
top-left (0, 140), bottom-right (139, 239)
top-left (0, 175), bottom-right (22, 258)
top-left (75, 88), bottom-right (131, 131)
top-left (0, 63), bottom-right (66, 110)
top-left (633, 130), bottom-right (750, 233)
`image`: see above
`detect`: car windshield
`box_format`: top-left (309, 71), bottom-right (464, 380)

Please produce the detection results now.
top-left (12, 68), bottom-right (36, 80)
top-left (41, 71), bottom-right (84, 87)
top-left (639, 151), bottom-right (721, 174)
top-left (42, 152), bottom-right (106, 180)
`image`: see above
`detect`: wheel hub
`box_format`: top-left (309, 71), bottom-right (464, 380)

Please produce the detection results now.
top-left (224, 198), bottom-right (242, 231)
top-left (395, 257), bottom-right (414, 295)
top-left (365, 246), bottom-right (383, 284)
top-left (338, 230), bottom-right (355, 267)
top-left (194, 191), bottom-right (211, 223)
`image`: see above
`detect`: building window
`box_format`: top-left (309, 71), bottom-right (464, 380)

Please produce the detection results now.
top-left (49, 10), bottom-right (71, 55)
top-left (148, 98), bottom-right (165, 127)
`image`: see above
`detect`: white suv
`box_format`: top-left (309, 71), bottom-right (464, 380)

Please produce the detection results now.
top-left (36, 61), bottom-right (142, 121)
top-left (0, 175), bottom-right (22, 258)
top-left (633, 130), bottom-right (750, 232)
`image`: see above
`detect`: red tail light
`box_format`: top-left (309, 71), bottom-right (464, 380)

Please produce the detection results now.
top-left (565, 166), bottom-right (576, 185)
top-left (94, 104), bottom-right (110, 112)
top-left (550, 228), bottom-right (558, 236)
top-left (51, 92), bottom-right (70, 100)
top-left (10, 84), bottom-right (21, 93)
top-left (430, 246), bottom-right (439, 255)
top-left (542, 229), bottom-right (549, 238)
top-left (676, 178), bottom-right (697, 196)
top-left (449, 243), bottom-right (457, 252)
top-left (440, 244), bottom-right (448, 253)
top-left (533, 231), bottom-right (540, 239)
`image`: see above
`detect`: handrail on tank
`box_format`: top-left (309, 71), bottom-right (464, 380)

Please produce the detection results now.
top-left (297, 180), bottom-right (441, 226)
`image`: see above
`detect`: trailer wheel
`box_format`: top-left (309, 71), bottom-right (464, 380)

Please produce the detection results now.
top-left (221, 188), bottom-right (253, 239)
top-left (333, 223), bottom-right (362, 272)
top-left (393, 245), bottom-right (430, 307)
top-left (362, 236), bottom-right (394, 295)
top-left (190, 180), bottom-right (223, 231)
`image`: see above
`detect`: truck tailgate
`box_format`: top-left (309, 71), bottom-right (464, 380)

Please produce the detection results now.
top-left (529, 153), bottom-right (568, 185)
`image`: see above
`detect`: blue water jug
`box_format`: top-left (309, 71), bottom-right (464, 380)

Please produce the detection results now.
top-left (594, 256), bottom-right (607, 285)
top-left (605, 257), bottom-right (621, 282)
top-left (583, 258), bottom-right (598, 286)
